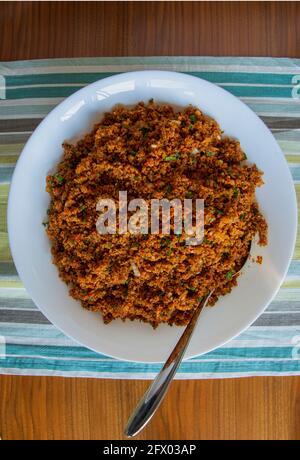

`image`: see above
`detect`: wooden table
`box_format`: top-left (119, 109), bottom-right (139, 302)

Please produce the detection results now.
top-left (0, 2), bottom-right (299, 440)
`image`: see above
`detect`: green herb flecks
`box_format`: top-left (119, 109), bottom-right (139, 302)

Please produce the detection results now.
top-left (160, 236), bottom-right (171, 248)
top-left (164, 152), bottom-right (181, 162)
top-left (233, 187), bottom-right (239, 198)
top-left (54, 173), bottom-right (64, 185)
top-left (185, 190), bottom-right (193, 199)
top-left (225, 270), bottom-right (234, 280)
top-left (214, 208), bottom-right (223, 216)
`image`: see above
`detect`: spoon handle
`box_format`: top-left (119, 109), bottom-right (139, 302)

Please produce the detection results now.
top-left (124, 293), bottom-right (211, 438)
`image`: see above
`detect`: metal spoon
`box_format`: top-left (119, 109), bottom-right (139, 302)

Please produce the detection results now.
top-left (124, 254), bottom-right (250, 438)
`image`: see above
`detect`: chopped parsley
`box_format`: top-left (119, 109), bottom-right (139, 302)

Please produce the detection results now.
top-left (233, 187), bottom-right (239, 198)
top-left (185, 190), bottom-right (193, 199)
top-left (54, 173), bottom-right (64, 185)
top-left (214, 208), bottom-right (223, 216)
top-left (160, 236), bottom-right (171, 248)
top-left (189, 114), bottom-right (197, 124)
top-left (164, 152), bottom-right (181, 161)
top-left (226, 270), bottom-right (234, 280)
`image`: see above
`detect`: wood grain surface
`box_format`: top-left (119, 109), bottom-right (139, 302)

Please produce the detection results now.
top-left (0, 1), bottom-right (299, 60)
top-left (0, 375), bottom-right (300, 440)
top-left (0, 1), bottom-right (299, 440)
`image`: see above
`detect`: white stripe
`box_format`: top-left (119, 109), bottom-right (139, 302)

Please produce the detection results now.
top-left (3, 353), bottom-right (114, 362)
top-left (0, 288), bottom-right (29, 299)
top-left (0, 114), bottom-right (47, 120)
top-left (262, 310), bottom-right (300, 314)
top-left (0, 322), bottom-right (58, 330)
top-left (5, 337), bottom-right (78, 347)
top-left (0, 307), bottom-right (37, 311)
top-left (241, 97), bottom-right (300, 104)
top-left (275, 288), bottom-right (300, 301)
top-left (250, 112), bottom-right (300, 118)
top-left (1, 64), bottom-right (300, 75)
top-left (246, 325), bottom-right (300, 331)
top-left (221, 83), bottom-right (295, 88)
top-left (0, 131), bottom-right (32, 135)
top-left (7, 83), bottom-right (84, 89)
top-left (221, 340), bottom-right (296, 348)
top-left (1, 368), bottom-right (299, 379)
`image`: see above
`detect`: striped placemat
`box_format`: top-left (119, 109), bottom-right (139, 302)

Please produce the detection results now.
top-left (0, 57), bottom-right (300, 379)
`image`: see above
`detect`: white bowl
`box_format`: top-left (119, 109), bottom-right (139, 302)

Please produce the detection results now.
top-left (8, 71), bottom-right (297, 363)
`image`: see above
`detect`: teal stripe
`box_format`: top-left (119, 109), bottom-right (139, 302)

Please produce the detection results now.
top-left (289, 165), bottom-right (300, 181)
top-left (221, 86), bottom-right (293, 98)
top-left (5, 344), bottom-right (112, 360)
top-left (247, 103), bottom-right (300, 116)
top-left (4, 84), bottom-right (296, 100)
top-left (0, 324), bottom-right (67, 339)
top-left (1, 357), bottom-right (299, 374)
top-left (5, 344), bottom-right (296, 360)
top-left (5, 71), bottom-right (300, 87)
top-left (287, 260), bottom-right (300, 277)
top-left (0, 166), bottom-right (14, 183)
top-left (6, 87), bottom-right (85, 99)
